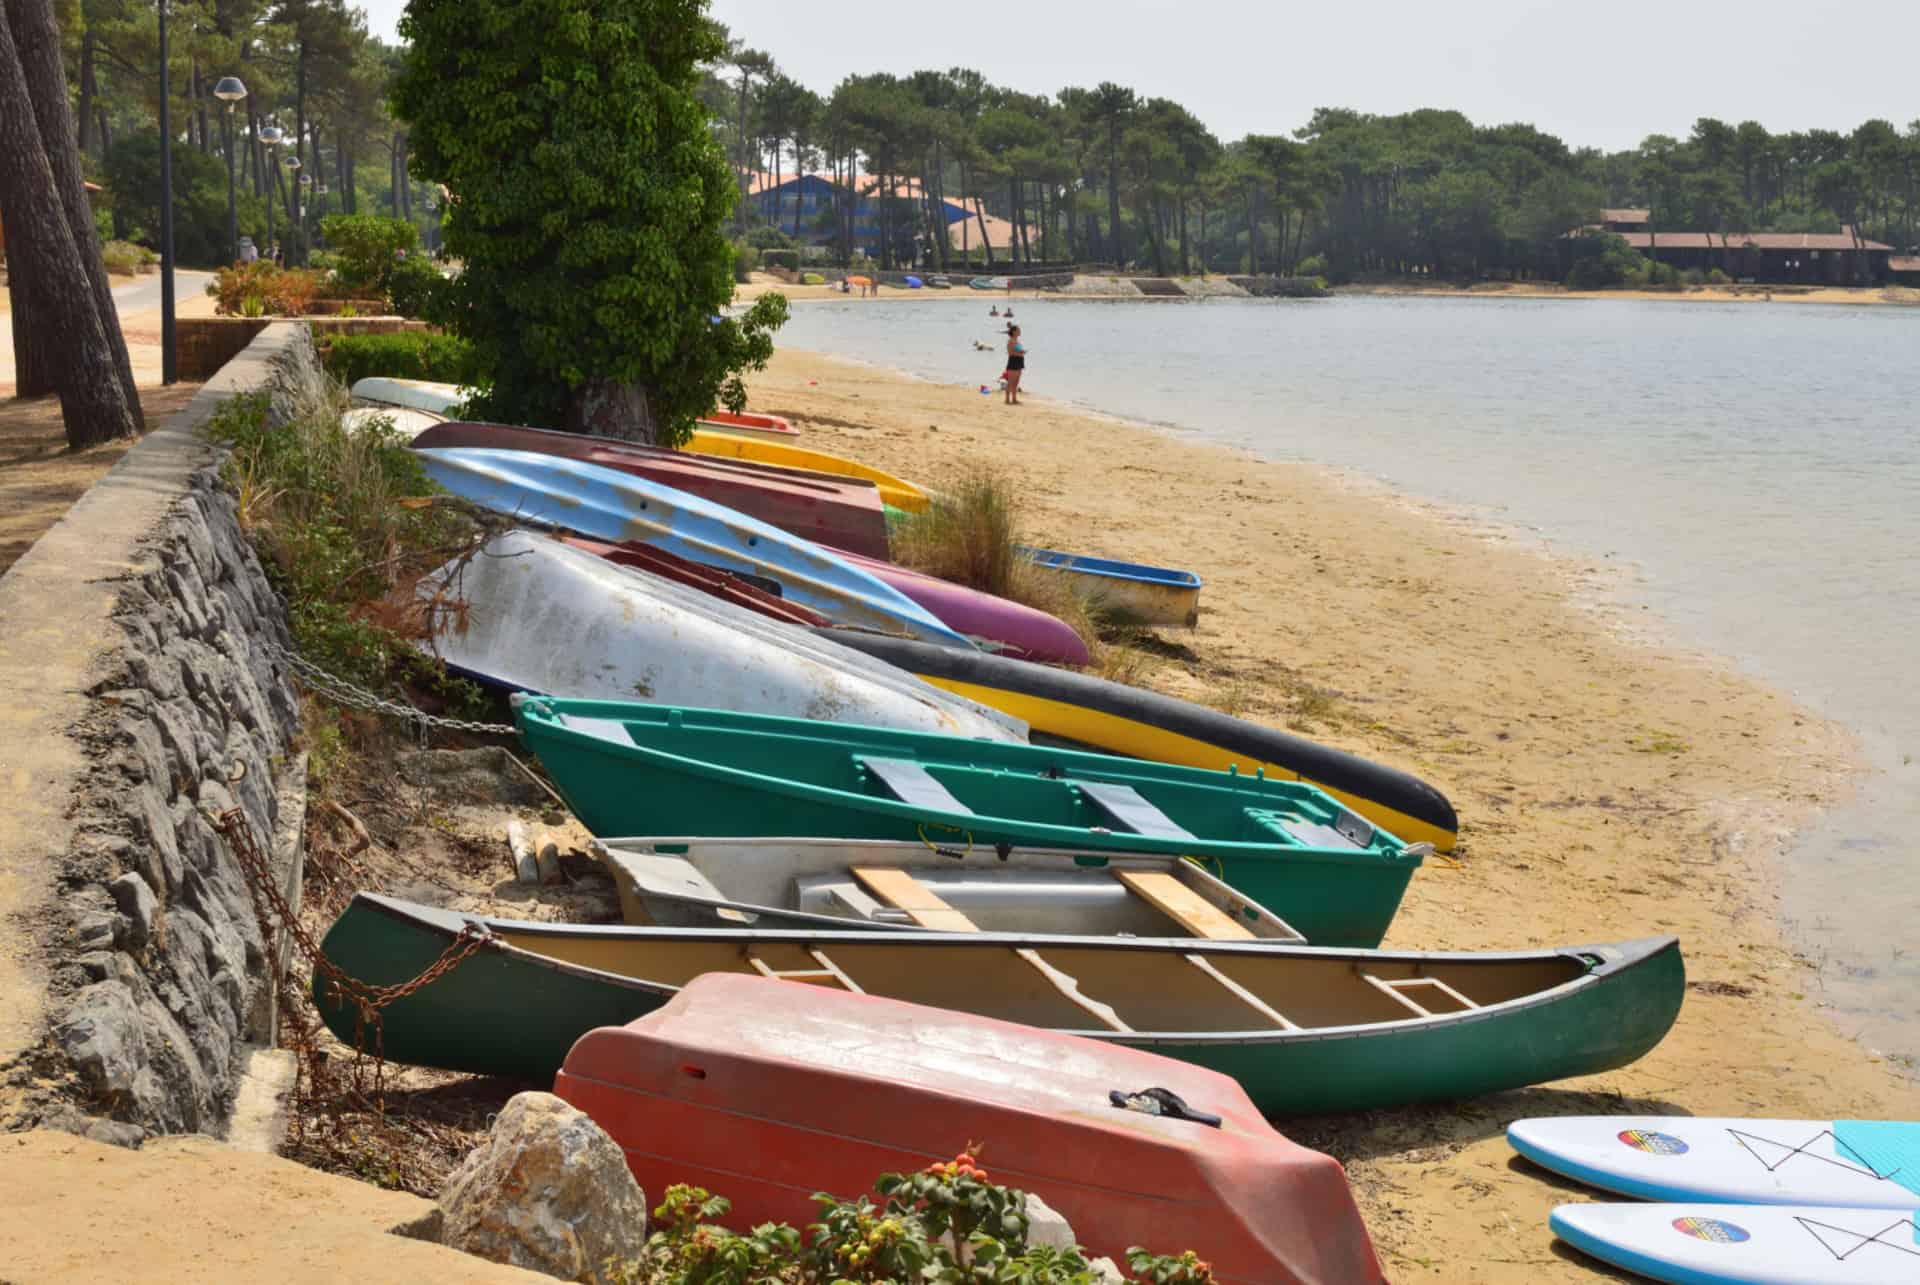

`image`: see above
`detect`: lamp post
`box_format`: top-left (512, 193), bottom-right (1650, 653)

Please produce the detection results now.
top-left (212, 76), bottom-right (247, 263)
top-left (259, 124), bottom-right (284, 262)
top-left (157, 0), bottom-right (175, 383)
top-left (285, 153), bottom-right (302, 265)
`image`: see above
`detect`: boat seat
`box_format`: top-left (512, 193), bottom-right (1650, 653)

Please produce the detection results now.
top-left (851, 867), bottom-right (982, 932)
top-left (1361, 972), bottom-right (1480, 1017)
top-left (744, 947), bottom-right (864, 992)
top-left (558, 714), bottom-right (637, 746)
top-left (1183, 953), bottom-right (1299, 1030)
top-left (858, 757), bottom-right (974, 815)
top-left (1249, 806), bottom-right (1376, 851)
top-left (1072, 780), bottom-right (1195, 841)
top-left (1115, 870), bottom-right (1254, 941)
top-left (792, 874), bottom-right (889, 922)
top-left (595, 848), bottom-right (749, 925)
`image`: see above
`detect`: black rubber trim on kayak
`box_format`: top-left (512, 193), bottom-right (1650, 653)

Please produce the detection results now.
top-left (817, 627), bottom-right (1458, 840)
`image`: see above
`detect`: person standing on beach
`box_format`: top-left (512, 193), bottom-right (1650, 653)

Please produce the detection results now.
top-left (1003, 325), bottom-right (1026, 405)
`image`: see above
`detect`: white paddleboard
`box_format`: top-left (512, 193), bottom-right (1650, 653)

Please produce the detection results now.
top-left (1509, 1116), bottom-right (1920, 1210)
top-left (1551, 1202), bottom-right (1920, 1284)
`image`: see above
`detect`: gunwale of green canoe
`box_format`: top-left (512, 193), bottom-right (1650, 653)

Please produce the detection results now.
top-left (514, 696), bottom-right (1424, 948)
top-left (316, 893), bottom-right (1684, 1114)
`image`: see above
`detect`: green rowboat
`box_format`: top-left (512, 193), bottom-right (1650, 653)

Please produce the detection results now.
top-left (315, 893), bottom-right (1685, 1115)
top-left (513, 696), bottom-right (1426, 948)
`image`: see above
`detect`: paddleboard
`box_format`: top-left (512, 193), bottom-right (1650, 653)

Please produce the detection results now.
top-left (1509, 1116), bottom-right (1920, 1210)
top-left (1550, 1201), bottom-right (1920, 1284)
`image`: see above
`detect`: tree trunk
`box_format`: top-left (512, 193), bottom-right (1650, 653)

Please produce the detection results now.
top-left (7, 0), bottom-right (143, 429)
top-left (567, 378), bottom-right (659, 444)
top-left (1106, 124), bottom-right (1122, 265)
top-left (0, 0), bottom-right (139, 444)
top-left (1177, 197), bottom-right (1189, 274)
top-left (293, 38), bottom-right (307, 263)
top-left (8, 250), bottom-right (58, 396)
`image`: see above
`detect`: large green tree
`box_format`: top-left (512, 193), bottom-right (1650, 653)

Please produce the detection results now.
top-left (391, 0), bottom-right (785, 444)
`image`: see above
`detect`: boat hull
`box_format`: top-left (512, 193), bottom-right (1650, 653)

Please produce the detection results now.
top-left (348, 376), bottom-right (465, 415)
top-left (1020, 546), bottom-right (1203, 628)
top-left (554, 974), bottom-right (1385, 1285)
top-left (315, 895), bottom-right (1684, 1115)
top-left (821, 629), bottom-right (1458, 851)
top-left (419, 533), bottom-right (1025, 741)
top-left (832, 548), bottom-right (1092, 666)
top-left (696, 409), bottom-right (798, 440)
top-left (413, 421), bottom-right (891, 560)
top-left (685, 430), bottom-right (929, 512)
top-left (413, 446), bottom-right (970, 646)
top-left (515, 697), bottom-right (1425, 948)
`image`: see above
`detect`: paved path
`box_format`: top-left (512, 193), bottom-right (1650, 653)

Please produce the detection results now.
top-left (110, 269), bottom-right (215, 315)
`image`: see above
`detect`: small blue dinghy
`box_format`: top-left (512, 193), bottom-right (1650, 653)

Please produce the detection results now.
top-left (415, 447), bottom-right (974, 648)
top-left (1018, 547), bottom-right (1204, 628)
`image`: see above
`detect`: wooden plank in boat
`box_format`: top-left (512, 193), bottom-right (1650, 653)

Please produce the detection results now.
top-left (1116, 870), bottom-right (1255, 941)
top-left (1073, 780), bottom-right (1195, 840)
top-left (860, 757), bottom-right (974, 815)
top-left (851, 867), bottom-right (981, 933)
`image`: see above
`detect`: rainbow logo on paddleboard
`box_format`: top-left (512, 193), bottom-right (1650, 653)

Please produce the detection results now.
top-left (1619, 1129), bottom-right (1689, 1156)
top-left (1672, 1216), bottom-right (1750, 1244)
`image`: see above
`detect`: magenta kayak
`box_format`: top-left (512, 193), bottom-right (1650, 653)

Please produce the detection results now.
top-left (831, 548), bottom-right (1091, 666)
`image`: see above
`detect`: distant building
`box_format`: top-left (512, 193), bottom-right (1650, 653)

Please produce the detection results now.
top-left (1890, 255), bottom-right (1920, 286)
top-left (741, 170), bottom-right (1032, 261)
top-left (1569, 212), bottom-right (1895, 284)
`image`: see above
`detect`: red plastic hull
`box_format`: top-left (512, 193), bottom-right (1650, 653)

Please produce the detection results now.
top-left (561, 536), bottom-right (831, 627)
top-left (554, 974), bottom-right (1383, 1285)
top-left (832, 548), bottom-right (1091, 665)
top-left (697, 409), bottom-right (799, 438)
top-left (411, 421), bottom-right (890, 560)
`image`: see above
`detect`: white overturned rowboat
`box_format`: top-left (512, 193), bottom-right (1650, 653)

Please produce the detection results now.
top-left (349, 376), bottom-right (467, 415)
top-left (417, 531), bottom-right (1025, 742)
top-left (592, 835), bottom-right (1306, 940)
top-left (342, 405), bottom-right (445, 441)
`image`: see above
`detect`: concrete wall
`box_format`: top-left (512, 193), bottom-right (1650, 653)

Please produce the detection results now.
top-left (0, 324), bottom-right (305, 1139)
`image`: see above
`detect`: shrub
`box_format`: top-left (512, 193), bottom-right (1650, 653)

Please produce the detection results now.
top-left (760, 249), bottom-right (800, 273)
top-left (207, 261), bottom-right (327, 315)
top-left (745, 225), bottom-right (795, 250)
top-left (320, 213), bottom-right (420, 292)
top-left (1295, 253), bottom-right (1328, 277)
top-left (384, 253), bottom-right (445, 318)
top-left (1707, 267), bottom-right (1731, 284)
top-left (732, 242), bottom-right (758, 283)
top-left (101, 239), bottom-right (148, 275)
top-left (1564, 231), bottom-right (1645, 289)
top-left (1682, 267), bottom-right (1706, 286)
top-left (319, 330), bottom-right (482, 387)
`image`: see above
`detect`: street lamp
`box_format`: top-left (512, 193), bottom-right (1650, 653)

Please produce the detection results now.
top-left (259, 124), bottom-right (284, 261)
top-left (285, 154), bottom-right (303, 264)
top-left (158, 0), bottom-right (175, 383)
top-left (212, 76), bottom-right (247, 263)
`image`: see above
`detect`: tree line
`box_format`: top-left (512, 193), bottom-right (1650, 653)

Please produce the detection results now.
top-left (704, 32), bottom-right (1920, 278)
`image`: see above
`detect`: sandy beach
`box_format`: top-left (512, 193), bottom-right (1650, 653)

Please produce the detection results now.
top-left (737, 340), bottom-right (1920, 1280)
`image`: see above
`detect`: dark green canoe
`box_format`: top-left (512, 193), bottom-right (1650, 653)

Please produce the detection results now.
top-left (514, 696), bottom-right (1426, 948)
top-left (315, 893), bottom-right (1685, 1115)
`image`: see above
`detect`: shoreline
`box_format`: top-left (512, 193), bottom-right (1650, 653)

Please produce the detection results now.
top-left (737, 276), bottom-right (1920, 308)
top-left (739, 342), bottom-right (1917, 1280)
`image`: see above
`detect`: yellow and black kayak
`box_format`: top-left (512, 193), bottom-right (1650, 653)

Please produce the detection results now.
top-left (819, 629), bottom-right (1459, 853)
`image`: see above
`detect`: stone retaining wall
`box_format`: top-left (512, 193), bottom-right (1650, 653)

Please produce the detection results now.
top-left (0, 324), bottom-right (305, 1139)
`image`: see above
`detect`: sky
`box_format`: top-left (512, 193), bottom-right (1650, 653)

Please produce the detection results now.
top-left (360, 0), bottom-right (1916, 154)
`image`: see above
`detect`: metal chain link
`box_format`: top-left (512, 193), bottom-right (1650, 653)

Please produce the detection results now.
top-left (269, 641), bottom-right (516, 736)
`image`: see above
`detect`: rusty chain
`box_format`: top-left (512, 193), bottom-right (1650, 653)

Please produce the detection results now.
top-left (209, 803), bottom-right (493, 1102)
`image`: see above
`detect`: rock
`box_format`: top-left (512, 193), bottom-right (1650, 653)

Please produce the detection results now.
top-left (1023, 1192), bottom-right (1077, 1251)
top-left (536, 840), bottom-right (563, 885)
top-left (43, 1105), bottom-right (150, 1150)
top-left (110, 872), bottom-right (161, 950)
top-left (1087, 1256), bottom-right (1127, 1282)
top-left (54, 983), bottom-right (146, 1103)
top-left (72, 911), bottom-right (123, 952)
top-left (437, 1091), bottom-right (648, 1282)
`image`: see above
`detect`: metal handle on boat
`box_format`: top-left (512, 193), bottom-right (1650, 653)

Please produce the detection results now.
top-left (1398, 842), bottom-right (1436, 860)
top-left (1108, 1087), bottom-right (1223, 1129)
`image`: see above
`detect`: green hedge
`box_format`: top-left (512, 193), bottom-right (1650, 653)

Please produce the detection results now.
top-left (321, 331), bottom-right (483, 388)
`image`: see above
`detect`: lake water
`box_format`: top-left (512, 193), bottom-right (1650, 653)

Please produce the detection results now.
top-left (777, 294), bottom-right (1920, 1064)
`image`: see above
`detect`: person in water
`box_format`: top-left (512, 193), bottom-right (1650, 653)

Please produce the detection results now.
top-left (1003, 325), bottom-right (1026, 405)
top-left (989, 305), bottom-right (999, 316)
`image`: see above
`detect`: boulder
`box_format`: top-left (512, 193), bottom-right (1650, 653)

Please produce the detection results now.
top-left (1024, 1191), bottom-right (1077, 1251)
top-left (437, 1091), bottom-right (647, 1282)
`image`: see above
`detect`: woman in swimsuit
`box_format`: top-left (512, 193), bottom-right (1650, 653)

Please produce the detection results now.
top-left (1003, 325), bottom-right (1026, 405)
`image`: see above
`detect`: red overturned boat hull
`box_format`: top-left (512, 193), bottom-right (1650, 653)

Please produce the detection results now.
top-left (831, 548), bottom-right (1090, 665)
top-left (561, 536), bottom-right (831, 627)
top-left (555, 974), bottom-right (1383, 1285)
top-left (411, 421), bottom-right (890, 560)
top-left (697, 409), bottom-right (798, 439)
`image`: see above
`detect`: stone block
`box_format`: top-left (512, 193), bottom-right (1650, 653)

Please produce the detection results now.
top-left (109, 872), bottom-right (160, 951)
top-left (437, 1092), bottom-right (649, 1281)
top-left (54, 983), bottom-right (146, 1103)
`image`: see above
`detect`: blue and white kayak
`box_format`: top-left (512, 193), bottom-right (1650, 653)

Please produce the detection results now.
top-left (1509, 1116), bottom-right (1920, 1210)
top-left (1550, 1201), bottom-right (1919, 1284)
top-left (414, 447), bottom-right (972, 648)
top-left (1018, 547), bottom-right (1203, 628)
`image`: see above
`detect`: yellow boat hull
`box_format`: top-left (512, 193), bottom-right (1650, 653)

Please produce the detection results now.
top-left (685, 430), bottom-right (929, 512)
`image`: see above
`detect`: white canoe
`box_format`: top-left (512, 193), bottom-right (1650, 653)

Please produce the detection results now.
top-left (591, 835), bottom-right (1305, 940)
top-left (1551, 1201), bottom-right (1920, 1284)
top-left (350, 376), bottom-right (467, 415)
top-left (417, 531), bottom-right (1025, 742)
top-left (1509, 1116), bottom-right (1920, 1210)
